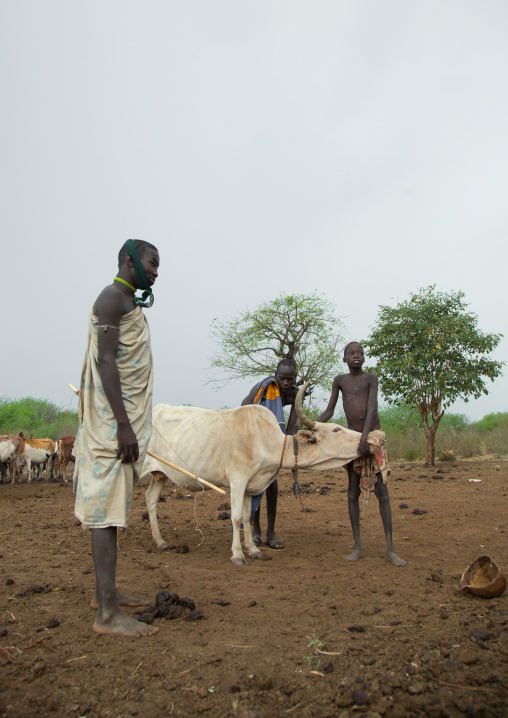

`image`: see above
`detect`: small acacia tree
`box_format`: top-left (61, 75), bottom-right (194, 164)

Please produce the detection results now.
top-left (208, 292), bottom-right (345, 394)
top-left (364, 286), bottom-right (503, 466)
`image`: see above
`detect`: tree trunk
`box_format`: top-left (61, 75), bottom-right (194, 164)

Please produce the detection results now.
top-left (422, 417), bottom-right (443, 468)
top-left (423, 426), bottom-right (435, 467)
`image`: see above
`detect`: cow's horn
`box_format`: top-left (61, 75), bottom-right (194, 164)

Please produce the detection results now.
top-left (295, 382), bottom-right (316, 430)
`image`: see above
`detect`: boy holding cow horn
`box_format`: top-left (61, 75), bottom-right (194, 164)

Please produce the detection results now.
top-left (318, 342), bottom-right (406, 566)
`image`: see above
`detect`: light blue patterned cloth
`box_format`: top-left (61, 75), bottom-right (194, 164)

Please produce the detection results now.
top-left (73, 307), bottom-right (153, 528)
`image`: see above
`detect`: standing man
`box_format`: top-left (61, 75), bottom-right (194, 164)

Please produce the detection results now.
top-left (74, 239), bottom-right (161, 636)
top-left (241, 359), bottom-right (298, 550)
top-left (318, 342), bottom-right (406, 566)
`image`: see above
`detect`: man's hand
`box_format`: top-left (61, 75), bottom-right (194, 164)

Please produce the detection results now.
top-left (117, 422), bottom-right (139, 464)
top-left (358, 438), bottom-right (371, 458)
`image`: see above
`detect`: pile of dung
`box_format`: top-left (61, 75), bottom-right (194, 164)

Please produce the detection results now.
top-left (137, 589), bottom-right (203, 624)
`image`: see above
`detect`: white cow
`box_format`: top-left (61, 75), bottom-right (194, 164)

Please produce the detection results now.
top-left (17, 434), bottom-right (56, 483)
top-left (0, 435), bottom-right (22, 481)
top-left (141, 383), bottom-right (383, 565)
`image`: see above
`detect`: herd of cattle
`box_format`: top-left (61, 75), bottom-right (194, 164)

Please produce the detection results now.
top-left (1, 384), bottom-right (380, 564)
top-left (0, 433), bottom-right (75, 484)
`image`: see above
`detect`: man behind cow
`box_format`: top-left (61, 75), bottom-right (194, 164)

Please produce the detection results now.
top-left (73, 239), bottom-right (160, 636)
top-left (241, 359), bottom-right (298, 550)
top-left (317, 342), bottom-right (406, 567)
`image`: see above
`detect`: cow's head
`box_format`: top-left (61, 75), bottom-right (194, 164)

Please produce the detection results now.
top-left (293, 382), bottom-right (383, 469)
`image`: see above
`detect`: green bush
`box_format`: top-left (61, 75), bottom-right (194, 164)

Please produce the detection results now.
top-left (0, 396), bottom-right (79, 439)
top-left (472, 412), bottom-right (508, 432)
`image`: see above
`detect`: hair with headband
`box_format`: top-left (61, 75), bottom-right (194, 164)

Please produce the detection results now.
top-left (118, 239), bottom-right (158, 308)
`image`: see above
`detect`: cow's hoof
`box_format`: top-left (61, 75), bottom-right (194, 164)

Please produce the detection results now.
top-left (230, 557), bottom-right (247, 566)
top-left (157, 542), bottom-right (171, 550)
top-left (249, 549), bottom-right (264, 560)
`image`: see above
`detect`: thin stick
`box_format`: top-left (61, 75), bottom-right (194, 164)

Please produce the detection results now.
top-left (69, 384), bottom-right (80, 396)
top-left (316, 649), bottom-right (341, 656)
top-left (147, 451), bottom-right (226, 495)
top-left (131, 661), bottom-right (143, 677)
top-left (286, 703), bottom-right (302, 713)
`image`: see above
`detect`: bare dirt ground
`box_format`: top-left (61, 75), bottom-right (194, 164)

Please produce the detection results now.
top-left (1, 460), bottom-right (507, 718)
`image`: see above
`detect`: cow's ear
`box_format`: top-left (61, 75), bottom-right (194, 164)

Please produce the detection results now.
top-left (296, 430), bottom-right (317, 444)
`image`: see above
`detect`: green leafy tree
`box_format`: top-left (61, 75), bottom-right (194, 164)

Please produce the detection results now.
top-left (364, 286), bottom-right (503, 466)
top-left (208, 292), bottom-right (346, 393)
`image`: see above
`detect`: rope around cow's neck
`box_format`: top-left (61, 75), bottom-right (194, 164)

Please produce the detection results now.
top-left (262, 434), bottom-right (308, 552)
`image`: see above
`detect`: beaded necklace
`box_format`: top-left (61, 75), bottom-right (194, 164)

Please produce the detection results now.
top-left (114, 276), bottom-right (135, 292)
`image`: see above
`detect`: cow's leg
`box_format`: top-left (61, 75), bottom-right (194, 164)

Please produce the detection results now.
top-left (230, 483), bottom-right (247, 565)
top-left (145, 472), bottom-right (171, 550)
top-left (244, 495), bottom-right (263, 560)
top-left (61, 456), bottom-right (69, 481)
top-left (26, 458), bottom-right (32, 483)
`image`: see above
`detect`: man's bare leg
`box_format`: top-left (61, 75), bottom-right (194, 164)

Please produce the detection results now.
top-left (90, 591), bottom-right (149, 609)
top-left (265, 480), bottom-right (284, 549)
top-left (345, 464), bottom-right (364, 561)
top-left (251, 501), bottom-right (262, 546)
top-left (91, 527), bottom-right (158, 636)
top-left (375, 475), bottom-right (406, 567)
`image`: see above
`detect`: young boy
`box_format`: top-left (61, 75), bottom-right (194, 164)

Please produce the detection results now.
top-left (73, 239), bottom-right (161, 636)
top-left (318, 342), bottom-right (406, 566)
top-left (241, 359), bottom-right (298, 549)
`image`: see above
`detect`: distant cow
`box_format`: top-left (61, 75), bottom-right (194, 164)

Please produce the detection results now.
top-left (0, 435), bottom-right (22, 482)
top-left (17, 433), bottom-right (56, 483)
top-left (141, 383), bottom-right (383, 565)
top-left (54, 436), bottom-right (76, 481)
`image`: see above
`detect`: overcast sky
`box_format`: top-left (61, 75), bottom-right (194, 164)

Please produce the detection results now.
top-left (1, 1), bottom-right (507, 420)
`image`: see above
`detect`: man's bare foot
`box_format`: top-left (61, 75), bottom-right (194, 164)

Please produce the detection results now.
top-left (345, 547), bottom-right (364, 561)
top-left (387, 551), bottom-right (407, 567)
top-left (93, 613), bottom-right (159, 637)
top-left (90, 591), bottom-right (149, 609)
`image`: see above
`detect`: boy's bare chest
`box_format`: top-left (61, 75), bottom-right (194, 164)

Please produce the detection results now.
top-left (340, 376), bottom-right (370, 400)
